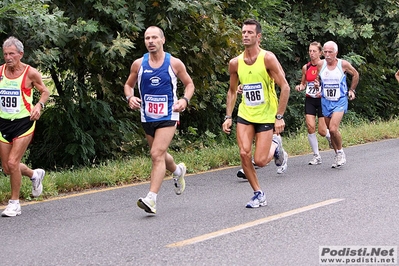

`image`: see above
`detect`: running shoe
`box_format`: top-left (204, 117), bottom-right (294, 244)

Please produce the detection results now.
top-left (277, 151), bottom-right (288, 174)
top-left (336, 151), bottom-right (346, 167)
top-left (237, 169), bottom-right (246, 179)
top-left (137, 196), bottom-right (156, 214)
top-left (331, 154), bottom-right (338, 168)
top-left (31, 169), bottom-right (45, 197)
top-left (273, 134), bottom-right (286, 166)
top-left (173, 163), bottom-right (186, 195)
top-left (332, 151), bottom-right (346, 168)
top-left (236, 159), bottom-right (259, 179)
top-left (246, 191), bottom-right (267, 208)
top-left (1, 200), bottom-right (21, 217)
top-left (308, 154), bottom-right (322, 165)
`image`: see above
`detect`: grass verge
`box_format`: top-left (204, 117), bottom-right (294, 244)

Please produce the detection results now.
top-left (1, 119), bottom-right (398, 204)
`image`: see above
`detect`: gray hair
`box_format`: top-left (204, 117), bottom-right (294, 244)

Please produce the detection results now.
top-left (324, 41), bottom-right (338, 53)
top-left (3, 36), bottom-right (24, 53)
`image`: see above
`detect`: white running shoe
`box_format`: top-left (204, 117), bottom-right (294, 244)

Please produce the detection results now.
top-left (31, 169), bottom-right (45, 197)
top-left (246, 191), bottom-right (267, 208)
top-left (308, 154), bottom-right (322, 165)
top-left (173, 163), bottom-right (186, 195)
top-left (137, 196), bottom-right (156, 214)
top-left (336, 151), bottom-right (346, 167)
top-left (273, 134), bottom-right (286, 166)
top-left (277, 151), bottom-right (288, 174)
top-left (332, 154), bottom-right (338, 168)
top-left (332, 151), bottom-right (346, 168)
top-left (1, 200), bottom-right (21, 217)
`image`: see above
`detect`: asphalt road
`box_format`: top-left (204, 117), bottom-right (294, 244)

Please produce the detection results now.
top-left (1, 139), bottom-right (398, 266)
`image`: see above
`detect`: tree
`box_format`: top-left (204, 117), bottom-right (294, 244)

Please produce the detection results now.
top-left (2, 0), bottom-right (399, 169)
top-left (2, 0), bottom-right (241, 169)
top-left (282, 0), bottom-right (399, 124)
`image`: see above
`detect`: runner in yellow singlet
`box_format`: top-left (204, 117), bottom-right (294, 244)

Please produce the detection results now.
top-left (222, 19), bottom-right (290, 208)
top-left (0, 36), bottom-right (50, 217)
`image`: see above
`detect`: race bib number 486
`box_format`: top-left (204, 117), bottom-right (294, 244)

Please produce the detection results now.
top-left (242, 83), bottom-right (265, 106)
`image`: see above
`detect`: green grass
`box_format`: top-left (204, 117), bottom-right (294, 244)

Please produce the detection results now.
top-left (1, 119), bottom-right (399, 204)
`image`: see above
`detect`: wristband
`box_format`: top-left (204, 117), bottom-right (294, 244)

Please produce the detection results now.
top-left (182, 97), bottom-right (190, 106)
top-left (224, 115), bottom-right (232, 121)
top-left (39, 102), bottom-right (45, 109)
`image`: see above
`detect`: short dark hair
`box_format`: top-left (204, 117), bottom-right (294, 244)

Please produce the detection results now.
top-left (243, 19), bottom-right (262, 34)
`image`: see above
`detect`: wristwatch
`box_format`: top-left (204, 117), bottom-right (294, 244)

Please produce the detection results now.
top-left (275, 114), bottom-right (284, 120)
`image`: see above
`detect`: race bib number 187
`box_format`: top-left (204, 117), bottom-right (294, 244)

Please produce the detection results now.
top-left (323, 84), bottom-right (340, 101)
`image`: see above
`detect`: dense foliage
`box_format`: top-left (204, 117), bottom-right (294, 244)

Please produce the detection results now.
top-left (0, 0), bottom-right (398, 169)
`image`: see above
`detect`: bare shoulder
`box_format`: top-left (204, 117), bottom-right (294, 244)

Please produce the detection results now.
top-left (170, 55), bottom-right (184, 66)
top-left (130, 57), bottom-right (143, 72)
top-left (341, 59), bottom-right (357, 72)
top-left (341, 59), bottom-right (352, 68)
top-left (132, 57), bottom-right (143, 67)
top-left (263, 50), bottom-right (281, 71)
top-left (170, 55), bottom-right (187, 75)
top-left (228, 56), bottom-right (239, 73)
top-left (27, 65), bottom-right (42, 79)
top-left (264, 50), bottom-right (281, 67)
top-left (229, 56), bottom-right (239, 65)
top-left (264, 50), bottom-right (277, 61)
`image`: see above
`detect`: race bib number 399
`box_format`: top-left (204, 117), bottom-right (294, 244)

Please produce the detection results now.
top-left (242, 83), bottom-right (265, 106)
top-left (144, 94), bottom-right (168, 118)
top-left (0, 89), bottom-right (21, 113)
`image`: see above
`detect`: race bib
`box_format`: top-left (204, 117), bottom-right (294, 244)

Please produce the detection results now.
top-left (242, 83), bottom-right (265, 106)
top-left (306, 81), bottom-right (320, 98)
top-left (323, 84), bottom-right (340, 101)
top-left (144, 94), bottom-right (168, 118)
top-left (0, 89), bottom-right (21, 114)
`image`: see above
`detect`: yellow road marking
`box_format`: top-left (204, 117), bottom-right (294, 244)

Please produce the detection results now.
top-left (166, 198), bottom-right (344, 248)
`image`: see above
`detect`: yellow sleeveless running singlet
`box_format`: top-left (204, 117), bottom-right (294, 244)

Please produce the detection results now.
top-left (237, 49), bottom-right (278, 123)
top-left (0, 64), bottom-right (32, 120)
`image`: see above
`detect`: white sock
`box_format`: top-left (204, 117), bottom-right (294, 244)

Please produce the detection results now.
top-left (337, 149), bottom-right (344, 154)
top-left (308, 133), bottom-right (319, 155)
top-left (147, 192), bottom-right (157, 201)
top-left (325, 129), bottom-right (331, 139)
top-left (173, 165), bottom-right (182, 177)
top-left (10, 199), bottom-right (20, 204)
